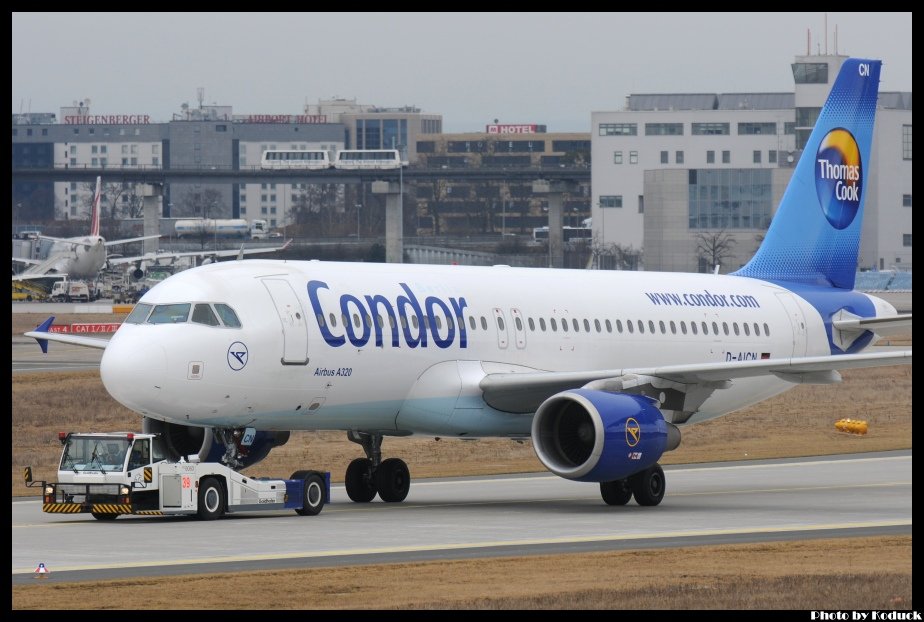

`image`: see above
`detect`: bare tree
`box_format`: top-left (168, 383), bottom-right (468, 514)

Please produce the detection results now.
top-left (695, 229), bottom-right (737, 273)
top-left (289, 183), bottom-right (343, 237)
top-left (590, 234), bottom-right (643, 271)
top-left (177, 188), bottom-right (224, 248)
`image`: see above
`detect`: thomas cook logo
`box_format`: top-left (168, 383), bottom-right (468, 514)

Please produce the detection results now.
top-left (815, 128), bottom-right (862, 230)
top-left (625, 418), bottom-right (641, 447)
top-left (227, 342), bottom-right (248, 371)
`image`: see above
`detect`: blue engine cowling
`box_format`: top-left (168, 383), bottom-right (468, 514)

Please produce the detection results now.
top-left (142, 418), bottom-right (290, 469)
top-left (531, 390), bottom-right (678, 482)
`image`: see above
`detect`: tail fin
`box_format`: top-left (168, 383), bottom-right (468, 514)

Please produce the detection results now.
top-left (734, 58), bottom-right (881, 290)
top-left (90, 176), bottom-right (102, 237)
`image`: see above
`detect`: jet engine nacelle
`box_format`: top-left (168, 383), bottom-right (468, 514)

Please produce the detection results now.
top-left (531, 390), bottom-right (680, 482)
top-left (142, 417), bottom-right (290, 469)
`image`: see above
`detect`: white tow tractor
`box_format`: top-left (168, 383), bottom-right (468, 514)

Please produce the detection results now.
top-left (24, 432), bottom-right (329, 520)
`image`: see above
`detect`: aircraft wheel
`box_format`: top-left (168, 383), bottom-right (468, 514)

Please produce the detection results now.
top-left (630, 464), bottom-right (666, 506)
top-left (599, 479), bottom-right (633, 505)
top-left (197, 477), bottom-right (225, 520)
top-left (374, 458), bottom-right (410, 503)
top-left (295, 473), bottom-right (325, 516)
top-left (345, 458), bottom-right (377, 503)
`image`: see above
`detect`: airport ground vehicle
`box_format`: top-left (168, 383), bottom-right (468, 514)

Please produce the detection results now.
top-left (175, 219), bottom-right (270, 240)
top-left (24, 432), bottom-right (329, 520)
top-left (49, 279), bottom-right (97, 302)
top-left (12, 280), bottom-right (48, 301)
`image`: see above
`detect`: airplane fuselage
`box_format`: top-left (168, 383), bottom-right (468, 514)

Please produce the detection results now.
top-left (99, 260), bottom-right (890, 436)
top-left (47, 236), bottom-right (107, 280)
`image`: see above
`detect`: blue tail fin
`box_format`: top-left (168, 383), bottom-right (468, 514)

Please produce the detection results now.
top-left (733, 58), bottom-right (881, 290)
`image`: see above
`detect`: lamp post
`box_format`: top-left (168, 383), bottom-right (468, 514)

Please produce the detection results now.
top-left (356, 203), bottom-right (362, 239)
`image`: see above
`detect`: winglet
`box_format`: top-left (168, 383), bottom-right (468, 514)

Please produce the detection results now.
top-left (31, 316), bottom-right (56, 354)
top-left (237, 244), bottom-right (245, 261)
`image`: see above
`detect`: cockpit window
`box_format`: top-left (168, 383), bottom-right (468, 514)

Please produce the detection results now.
top-left (214, 304), bottom-right (242, 328)
top-left (125, 303), bottom-right (153, 324)
top-left (192, 304), bottom-right (220, 326)
top-left (147, 303), bottom-right (191, 324)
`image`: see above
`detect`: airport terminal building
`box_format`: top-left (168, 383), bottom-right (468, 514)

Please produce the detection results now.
top-left (591, 54), bottom-right (912, 273)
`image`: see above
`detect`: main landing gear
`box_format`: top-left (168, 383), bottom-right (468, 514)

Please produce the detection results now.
top-left (345, 431), bottom-right (411, 503)
top-left (599, 463), bottom-right (665, 507)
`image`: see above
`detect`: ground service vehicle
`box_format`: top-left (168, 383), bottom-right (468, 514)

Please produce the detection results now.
top-left (175, 219), bottom-right (270, 240)
top-left (49, 280), bottom-right (96, 302)
top-left (24, 432), bottom-right (328, 520)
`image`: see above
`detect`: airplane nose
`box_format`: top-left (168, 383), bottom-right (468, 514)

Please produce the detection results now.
top-left (100, 333), bottom-right (167, 416)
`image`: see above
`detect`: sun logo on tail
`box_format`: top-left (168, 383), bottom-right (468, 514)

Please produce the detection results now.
top-left (815, 128), bottom-right (862, 230)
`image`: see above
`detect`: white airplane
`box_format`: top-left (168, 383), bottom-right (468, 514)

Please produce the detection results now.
top-left (12, 176), bottom-right (290, 282)
top-left (27, 59), bottom-right (911, 507)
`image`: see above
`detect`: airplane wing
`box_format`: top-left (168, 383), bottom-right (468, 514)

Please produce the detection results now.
top-left (108, 239), bottom-right (292, 266)
top-left (11, 253), bottom-right (70, 280)
top-left (103, 234), bottom-right (162, 247)
top-left (479, 350), bottom-right (913, 415)
top-left (24, 317), bottom-right (110, 352)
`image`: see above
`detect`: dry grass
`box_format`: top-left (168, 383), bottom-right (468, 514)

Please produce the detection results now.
top-left (11, 536), bottom-right (912, 609)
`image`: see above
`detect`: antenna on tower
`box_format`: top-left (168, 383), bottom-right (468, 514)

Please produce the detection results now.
top-left (197, 87), bottom-right (205, 109)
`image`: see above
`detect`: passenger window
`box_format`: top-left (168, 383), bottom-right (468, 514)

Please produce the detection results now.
top-left (469, 316), bottom-right (476, 330)
top-left (125, 303), bottom-right (153, 324)
top-left (528, 318), bottom-right (536, 331)
top-left (376, 314), bottom-right (384, 328)
top-left (540, 318), bottom-right (547, 331)
top-left (594, 319), bottom-right (601, 333)
top-left (192, 304), bottom-right (220, 326)
top-left (659, 320), bottom-right (666, 334)
top-left (389, 316), bottom-right (397, 328)
top-left (670, 321), bottom-right (676, 334)
top-left (733, 323), bottom-right (740, 336)
top-left (743, 323), bottom-right (750, 336)
top-left (764, 323), bottom-right (770, 336)
top-left (605, 319), bottom-right (612, 333)
top-left (353, 313), bottom-right (361, 328)
top-left (497, 317), bottom-right (505, 331)
top-left (648, 320), bottom-right (655, 334)
top-left (214, 304), bottom-right (241, 328)
top-left (680, 321), bottom-right (687, 335)
top-left (637, 320), bottom-right (644, 334)
top-left (435, 316), bottom-right (443, 330)
top-left (691, 321), bottom-right (698, 335)
top-left (723, 322), bottom-right (729, 336)
top-left (551, 318), bottom-right (558, 332)
top-left (412, 316), bottom-right (419, 329)
top-left (583, 319), bottom-right (590, 332)
top-left (481, 317), bottom-right (488, 330)
top-left (329, 313), bottom-right (338, 327)
top-left (401, 316), bottom-right (408, 329)
top-left (627, 321), bottom-right (634, 334)
top-left (515, 317), bottom-right (523, 331)
top-left (702, 322), bottom-right (709, 335)
top-left (754, 323), bottom-right (761, 336)
top-left (341, 314), bottom-right (348, 328)
top-left (316, 313), bottom-right (326, 327)
top-left (572, 319), bottom-right (579, 332)
top-left (616, 320), bottom-right (623, 333)
top-left (446, 316), bottom-right (453, 330)
top-left (561, 319), bottom-right (569, 332)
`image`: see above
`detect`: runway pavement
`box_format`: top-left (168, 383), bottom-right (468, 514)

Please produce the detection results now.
top-left (11, 451), bottom-right (911, 584)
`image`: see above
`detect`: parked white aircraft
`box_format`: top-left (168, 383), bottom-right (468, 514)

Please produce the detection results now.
top-left (12, 177), bottom-right (290, 282)
top-left (28, 59), bottom-right (911, 508)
